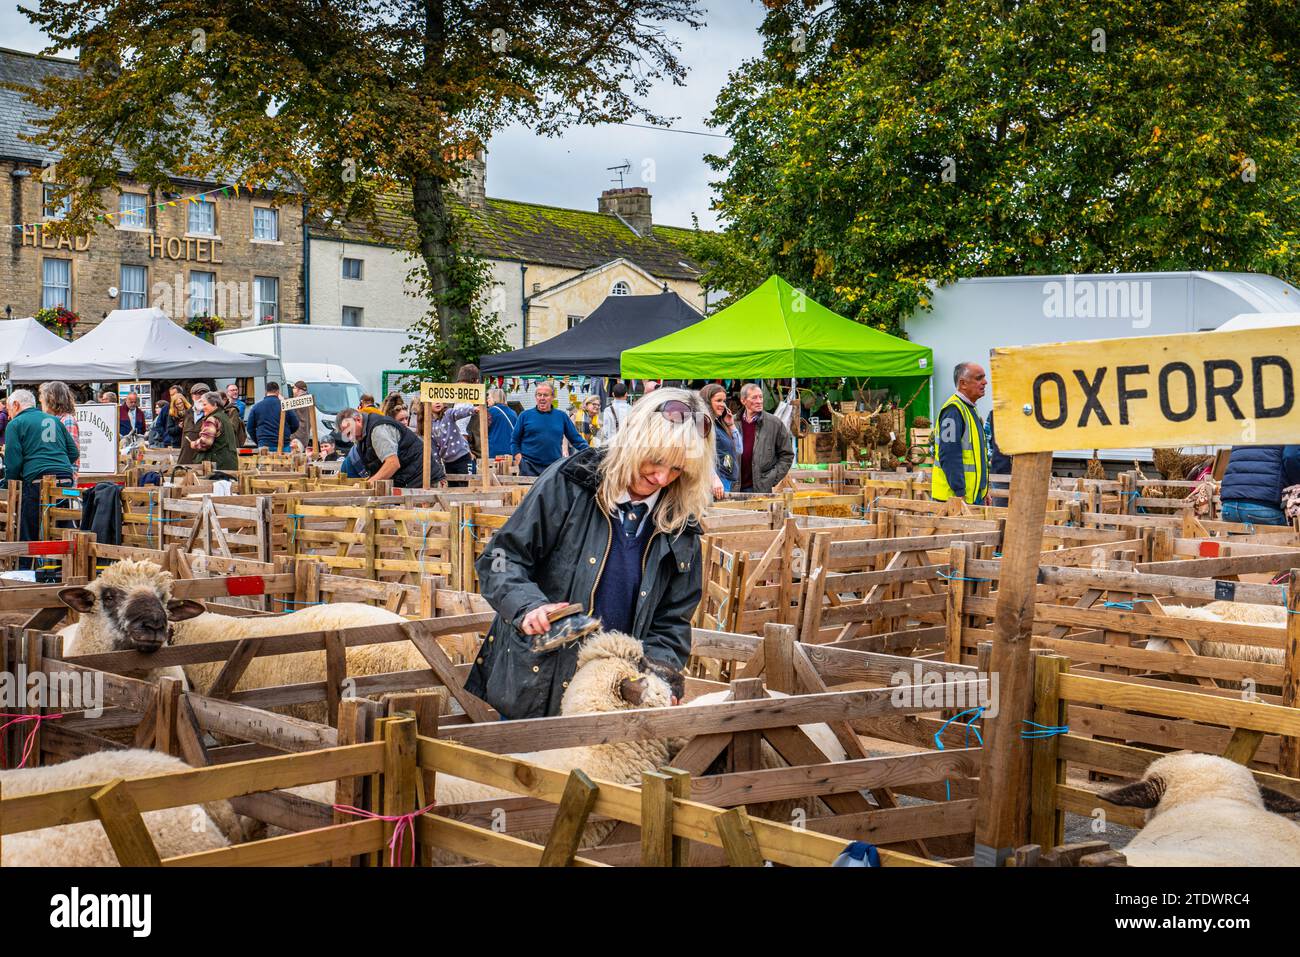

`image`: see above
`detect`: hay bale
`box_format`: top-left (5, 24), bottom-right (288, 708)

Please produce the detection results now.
top-left (794, 490), bottom-right (852, 518)
top-left (1086, 456), bottom-right (1106, 481)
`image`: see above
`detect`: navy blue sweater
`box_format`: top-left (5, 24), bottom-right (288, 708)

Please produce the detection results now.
top-left (593, 516), bottom-right (648, 635)
top-left (246, 395), bottom-right (298, 450)
top-left (486, 404), bottom-right (519, 459)
top-left (512, 407), bottom-right (587, 467)
top-left (1221, 445), bottom-right (1300, 507)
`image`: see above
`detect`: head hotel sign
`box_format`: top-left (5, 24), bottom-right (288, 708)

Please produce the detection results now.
top-left (990, 326), bottom-right (1300, 454)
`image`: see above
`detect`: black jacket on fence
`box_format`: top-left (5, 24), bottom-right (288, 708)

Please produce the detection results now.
top-left (79, 482), bottom-right (123, 547)
top-left (465, 447), bottom-right (702, 720)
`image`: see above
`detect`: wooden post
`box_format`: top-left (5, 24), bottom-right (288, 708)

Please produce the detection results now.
top-left (640, 770), bottom-right (674, 866)
top-left (90, 780), bottom-right (162, 866)
top-left (1028, 654), bottom-right (1068, 849)
top-left (727, 678), bottom-right (766, 772)
top-left (715, 806), bottom-right (765, 867)
top-left (381, 715), bottom-right (419, 867)
top-left (478, 405), bottom-right (491, 489)
top-left (945, 541), bottom-right (974, 665)
top-left (155, 675), bottom-right (183, 757)
top-left (662, 766), bottom-right (692, 867)
top-left (539, 769), bottom-right (599, 867)
top-left (762, 622), bottom-right (796, 695)
top-left (422, 406), bottom-right (433, 489)
top-left (1280, 569), bottom-right (1300, 777)
top-left (277, 409), bottom-right (286, 453)
top-left (974, 450), bottom-right (1053, 866)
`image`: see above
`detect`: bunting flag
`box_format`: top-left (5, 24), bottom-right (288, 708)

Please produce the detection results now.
top-left (5, 178), bottom-right (259, 232)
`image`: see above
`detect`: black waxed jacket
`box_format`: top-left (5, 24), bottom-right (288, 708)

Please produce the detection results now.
top-left (465, 447), bottom-right (702, 719)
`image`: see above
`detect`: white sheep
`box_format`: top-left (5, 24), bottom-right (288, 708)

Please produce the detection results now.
top-left (1101, 752), bottom-right (1300, 866)
top-left (1147, 600), bottom-right (1285, 689)
top-left (57, 559), bottom-right (442, 724)
top-left (288, 632), bottom-right (849, 861)
top-left (0, 748), bottom-right (249, 866)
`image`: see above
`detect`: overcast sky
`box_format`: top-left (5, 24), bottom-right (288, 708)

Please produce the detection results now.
top-left (0, 3), bottom-right (765, 230)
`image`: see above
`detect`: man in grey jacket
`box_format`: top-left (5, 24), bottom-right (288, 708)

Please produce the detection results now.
top-left (737, 382), bottom-right (794, 493)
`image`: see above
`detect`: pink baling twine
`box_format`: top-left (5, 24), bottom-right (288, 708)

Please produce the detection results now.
top-left (332, 802), bottom-right (438, 867)
top-left (0, 713), bottom-right (63, 769)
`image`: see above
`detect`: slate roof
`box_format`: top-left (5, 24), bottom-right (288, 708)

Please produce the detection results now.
top-left (312, 194), bottom-right (706, 281)
top-left (0, 46), bottom-right (85, 165)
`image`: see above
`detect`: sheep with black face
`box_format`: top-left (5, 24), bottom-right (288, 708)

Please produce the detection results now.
top-left (56, 559), bottom-right (435, 723)
top-left (1101, 752), bottom-right (1300, 866)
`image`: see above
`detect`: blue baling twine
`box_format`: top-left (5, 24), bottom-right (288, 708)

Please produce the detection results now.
top-left (934, 707), bottom-right (984, 801)
top-left (1021, 720), bottom-right (1070, 739)
top-left (1102, 598), bottom-right (1152, 611)
top-left (936, 567), bottom-right (992, 584)
top-left (460, 519), bottom-right (479, 541)
top-left (1278, 585), bottom-right (1300, 616)
top-left (287, 512), bottom-right (307, 546)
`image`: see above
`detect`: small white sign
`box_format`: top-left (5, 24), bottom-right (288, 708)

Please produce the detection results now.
top-left (75, 404), bottom-right (119, 474)
top-left (280, 393), bottom-right (315, 411)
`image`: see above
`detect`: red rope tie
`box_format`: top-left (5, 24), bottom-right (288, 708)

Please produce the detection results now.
top-left (332, 802), bottom-right (437, 867)
top-left (0, 713), bottom-right (63, 769)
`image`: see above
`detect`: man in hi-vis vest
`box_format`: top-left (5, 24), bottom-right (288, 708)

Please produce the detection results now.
top-left (932, 362), bottom-right (990, 509)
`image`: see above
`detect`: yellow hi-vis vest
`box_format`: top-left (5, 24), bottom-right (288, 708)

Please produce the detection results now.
top-left (931, 393), bottom-right (989, 503)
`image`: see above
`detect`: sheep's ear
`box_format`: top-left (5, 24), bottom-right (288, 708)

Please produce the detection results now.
top-left (643, 657), bottom-right (685, 700)
top-left (618, 676), bottom-right (647, 706)
top-left (59, 587), bottom-right (96, 612)
top-left (1260, 786), bottom-right (1300, 815)
top-left (166, 599), bottom-right (206, 621)
top-left (1101, 775), bottom-right (1166, 809)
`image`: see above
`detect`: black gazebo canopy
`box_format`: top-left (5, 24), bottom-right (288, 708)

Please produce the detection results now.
top-left (480, 290), bottom-right (704, 377)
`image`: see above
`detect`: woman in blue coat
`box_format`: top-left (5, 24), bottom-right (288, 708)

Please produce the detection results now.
top-left (701, 384), bottom-right (740, 496)
top-left (1219, 445), bottom-right (1300, 526)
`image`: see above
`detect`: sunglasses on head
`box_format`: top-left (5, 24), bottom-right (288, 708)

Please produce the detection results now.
top-left (659, 399), bottom-right (712, 438)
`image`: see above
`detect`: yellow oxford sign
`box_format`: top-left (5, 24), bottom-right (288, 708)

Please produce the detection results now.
top-left (990, 327), bottom-right (1300, 454)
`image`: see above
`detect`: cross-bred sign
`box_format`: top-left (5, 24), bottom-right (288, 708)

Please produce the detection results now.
top-left (990, 327), bottom-right (1299, 454)
top-left (420, 382), bottom-right (486, 405)
top-left (419, 381), bottom-right (490, 488)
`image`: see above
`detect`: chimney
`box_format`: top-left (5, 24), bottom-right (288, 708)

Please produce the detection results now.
top-left (599, 187), bottom-right (652, 237)
top-left (451, 149), bottom-right (487, 210)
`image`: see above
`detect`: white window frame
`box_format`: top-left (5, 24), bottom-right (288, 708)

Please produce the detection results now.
top-left (42, 258), bottom-right (71, 309)
top-left (254, 275), bottom-right (279, 322)
top-left (252, 206), bottom-right (279, 242)
top-left (187, 198), bottom-right (216, 236)
top-left (188, 270), bottom-right (216, 317)
top-left (610, 280), bottom-right (631, 296)
top-left (567, 314), bottom-right (584, 330)
top-left (119, 264), bottom-right (147, 310)
top-left (43, 184), bottom-right (70, 221)
top-left (117, 192), bottom-right (148, 230)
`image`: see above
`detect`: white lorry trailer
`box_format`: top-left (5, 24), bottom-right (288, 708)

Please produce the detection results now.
top-left (903, 271), bottom-right (1300, 462)
top-left (214, 323), bottom-right (415, 400)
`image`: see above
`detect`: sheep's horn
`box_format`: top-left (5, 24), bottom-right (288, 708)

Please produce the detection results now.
top-left (1260, 786), bottom-right (1300, 815)
top-left (618, 676), bottom-right (646, 706)
top-left (1101, 774), bottom-right (1166, 809)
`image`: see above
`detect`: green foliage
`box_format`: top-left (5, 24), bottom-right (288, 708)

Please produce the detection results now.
top-left (702, 0), bottom-right (1300, 333)
top-left (13, 0), bottom-right (705, 363)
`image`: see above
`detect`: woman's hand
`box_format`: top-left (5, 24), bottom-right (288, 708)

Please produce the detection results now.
top-left (711, 477), bottom-right (724, 499)
top-left (519, 602), bottom-right (573, 636)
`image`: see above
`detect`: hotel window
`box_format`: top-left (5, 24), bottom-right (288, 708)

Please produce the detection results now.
top-left (118, 192), bottom-right (148, 229)
top-left (120, 264), bottom-right (147, 310)
top-left (610, 280), bottom-right (631, 296)
top-left (43, 184), bottom-right (70, 220)
top-left (254, 276), bottom-right (279, 322)
top-left (188, 198), bottom-right (216, 235)
top-left (41, 258), bottom-right (71, 309)
top-left (341, 306), bottom-right (363, 327)
top-left (253, 206), bottom-right (279, 241)
top-left (188, 271), bottom-right (216, 317)
top-left (341, 257), bottom-right (363, 280)
top-left (567, 314), bottom-right (584, 330)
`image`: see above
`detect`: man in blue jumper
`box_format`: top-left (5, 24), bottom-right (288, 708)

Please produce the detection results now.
top-left (512, 381), bottom-right (587, 476)
top-left (245, 381), bottom-right (298, 452)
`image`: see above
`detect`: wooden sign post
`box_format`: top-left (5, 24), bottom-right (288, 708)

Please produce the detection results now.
top-left (278, 392), bottom-right (317, 457)
top-left (978, 326), bottom-right (1300, 865)
top-left (419, 381), bottom-right (489, 489)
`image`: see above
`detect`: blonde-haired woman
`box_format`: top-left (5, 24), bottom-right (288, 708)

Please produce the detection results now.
top-left (468, 387), bottom-right (713, 719)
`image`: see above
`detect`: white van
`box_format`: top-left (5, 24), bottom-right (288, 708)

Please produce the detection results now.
top-left (281, 362), bottom-right (363, 442)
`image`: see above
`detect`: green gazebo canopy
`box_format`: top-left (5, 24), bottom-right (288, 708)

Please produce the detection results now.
top-left (620, 275), bottom-right (934, 380)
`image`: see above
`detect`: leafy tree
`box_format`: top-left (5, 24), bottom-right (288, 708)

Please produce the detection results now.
top-left (15, 0), bottom-right (704, 364)
top-left (700, 0), bottom-right (1300, 333)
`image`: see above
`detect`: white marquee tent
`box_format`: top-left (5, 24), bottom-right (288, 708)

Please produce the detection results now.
top-left (8, 308), bottom-right (267, 381)
top-left (0, 317), bottom-right (69, 378)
